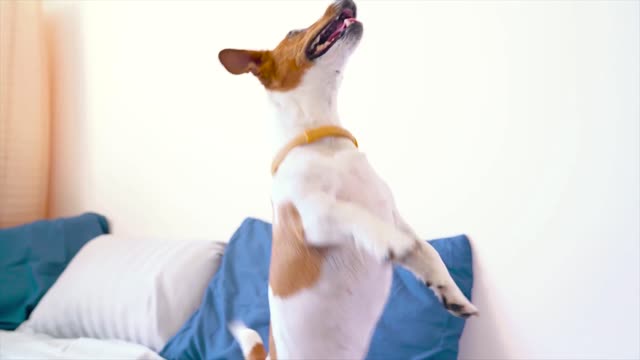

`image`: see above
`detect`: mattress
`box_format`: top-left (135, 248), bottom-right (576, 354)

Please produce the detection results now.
top-left (0, 329), bottom-right (163, 360)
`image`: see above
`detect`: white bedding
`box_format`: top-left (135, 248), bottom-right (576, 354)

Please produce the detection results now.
top-left (0, 329), bottom-right (164, 360)
top-left (19, 236), bottom-right (225, 352)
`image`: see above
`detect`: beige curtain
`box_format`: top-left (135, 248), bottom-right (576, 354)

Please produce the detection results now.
top-left (0, 0), bottom-right (51, 228)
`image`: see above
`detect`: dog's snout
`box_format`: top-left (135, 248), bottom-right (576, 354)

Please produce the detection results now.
top-left (336, 0), bottom-right (355, 6)
top-left (334, 0), bottom-right (357, 13)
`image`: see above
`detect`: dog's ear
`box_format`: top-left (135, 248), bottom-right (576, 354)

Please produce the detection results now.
top-left (218, 49), bottom-right (268, 76)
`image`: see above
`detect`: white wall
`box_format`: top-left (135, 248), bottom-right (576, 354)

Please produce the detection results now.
top-left (44, 1), bottom-right (639, 359)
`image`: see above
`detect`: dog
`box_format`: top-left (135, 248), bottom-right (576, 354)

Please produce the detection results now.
top-left (218, 1), bottom-right (478, 359)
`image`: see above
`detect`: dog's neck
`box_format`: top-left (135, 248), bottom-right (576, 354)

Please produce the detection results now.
top-left (267, 69), bottom-right (348, 154)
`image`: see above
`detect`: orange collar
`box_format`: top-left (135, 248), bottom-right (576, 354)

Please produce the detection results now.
top-left (271, 125), bottom-right (359, 175)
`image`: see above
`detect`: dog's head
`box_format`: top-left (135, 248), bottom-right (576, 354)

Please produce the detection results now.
top-left (218, 0), bottom-right (363, 92)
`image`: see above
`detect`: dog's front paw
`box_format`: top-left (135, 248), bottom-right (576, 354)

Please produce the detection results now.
top-left (428, 282), bottom-right (479, 318)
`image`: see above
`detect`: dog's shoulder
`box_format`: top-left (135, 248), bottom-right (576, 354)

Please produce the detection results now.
top-left (269, 201), bottom-right (327, 298)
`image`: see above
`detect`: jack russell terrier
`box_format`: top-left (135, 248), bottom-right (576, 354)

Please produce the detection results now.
top-left (218, 0), bottom-right (478, 359)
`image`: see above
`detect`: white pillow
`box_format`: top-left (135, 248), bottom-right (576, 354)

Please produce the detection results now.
top-left (18, 234), bottom-right (226, 352)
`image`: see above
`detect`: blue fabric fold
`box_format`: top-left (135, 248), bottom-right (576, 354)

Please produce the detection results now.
top-left (0, 212), bottom-right (110, 330)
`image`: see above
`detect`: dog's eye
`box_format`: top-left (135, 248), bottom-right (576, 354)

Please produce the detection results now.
top-left (286, 29), bottom-right (302, 38)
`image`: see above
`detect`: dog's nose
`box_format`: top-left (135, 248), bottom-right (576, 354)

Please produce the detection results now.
top-left (335, 0), bottom-right (357, 12)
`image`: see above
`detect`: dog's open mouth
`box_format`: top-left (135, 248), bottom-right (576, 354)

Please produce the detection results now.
top-left (306, 7), bottom-right (358, 60)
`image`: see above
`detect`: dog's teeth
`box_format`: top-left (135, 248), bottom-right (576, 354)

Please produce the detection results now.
top-left (315, 42), bottom-right (330, 54)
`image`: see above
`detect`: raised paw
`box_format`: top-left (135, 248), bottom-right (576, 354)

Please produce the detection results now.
top-left (428, 282), bottom-right (479, 318)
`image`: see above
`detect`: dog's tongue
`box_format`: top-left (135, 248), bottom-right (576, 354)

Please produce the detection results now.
top-left (327, 18), bottom-right (356, 43)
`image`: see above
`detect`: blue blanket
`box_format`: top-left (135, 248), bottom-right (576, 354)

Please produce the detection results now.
top-left (161, 217), bottom-right (473, 360)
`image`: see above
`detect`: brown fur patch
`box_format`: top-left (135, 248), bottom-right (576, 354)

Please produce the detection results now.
top-left (269, 202), bottom-right (326, 297)
top-left (247, 343), bottom-right (267, 360)
top-left (268, 325), bottom-right (277, 360)
top-left (218, 3), bottom-right (342, 91)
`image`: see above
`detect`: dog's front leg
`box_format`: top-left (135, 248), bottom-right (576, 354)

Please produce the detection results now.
top-left (290, 192), bottom-right (478, 318)
top-left (393, 213), bottom-right (479, 318)
top-left (291, 192), bottom-right (417, 259)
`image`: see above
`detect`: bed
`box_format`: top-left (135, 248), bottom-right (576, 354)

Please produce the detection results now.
top-left (0, 213), bottom-right (475, 360)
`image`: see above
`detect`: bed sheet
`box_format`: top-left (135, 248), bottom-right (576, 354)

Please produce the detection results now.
top-left (0, 329), bottom-right (163, 360)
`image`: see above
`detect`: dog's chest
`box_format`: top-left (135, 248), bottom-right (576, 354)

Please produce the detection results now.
top-left (337, 159), bottom-right (394, 217)
top-left (274, 148), bottom-right (395, 219)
